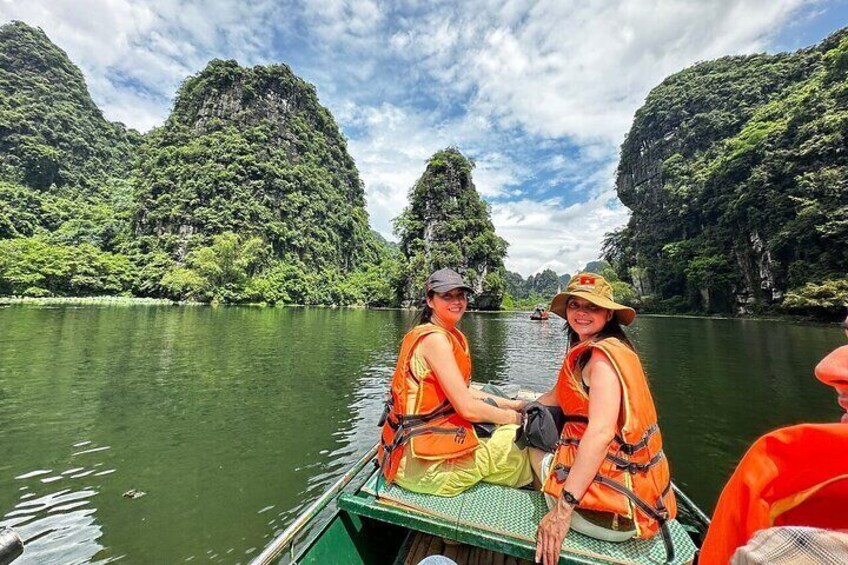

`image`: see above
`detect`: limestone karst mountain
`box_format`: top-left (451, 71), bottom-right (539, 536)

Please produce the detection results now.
top-left (394, 147), bottom-right (508, 309)
top-left (607, 28), bottom-right (848, 315)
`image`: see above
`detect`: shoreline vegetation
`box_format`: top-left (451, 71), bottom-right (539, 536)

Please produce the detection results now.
top-left (0, 294), bottom-right (837, 326)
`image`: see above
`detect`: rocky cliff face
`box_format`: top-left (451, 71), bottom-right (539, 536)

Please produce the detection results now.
top-left (394, 148), bottom-right (507, 309)
top-left (609, 28), bottom-right (848, 313)
top-left (132, 59), bottom-right (378, 269)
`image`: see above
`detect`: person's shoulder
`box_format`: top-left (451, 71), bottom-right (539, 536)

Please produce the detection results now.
top-left (419, 330), bottom-right (453, 354)
top-left (587, 347), bottom-right (615, 369)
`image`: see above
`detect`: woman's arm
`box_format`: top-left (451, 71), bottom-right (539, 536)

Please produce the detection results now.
top-left (468, 387), bottom-right (527, 411)
top-left (535, 349), bottom-right (622, 565)
top-left (559, 350), bottom-right (621, 498)
top-left (420, 333), bottom-right (521, 425)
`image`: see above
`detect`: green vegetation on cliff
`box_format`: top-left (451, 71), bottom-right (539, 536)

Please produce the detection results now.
top-left (394, 148), bottom-right (508, 309)
top-left (0, 22), bottom-right (399, 305)
top-left (129, 59), bottom-right (395, 304)
top-left (0, 21), bottom-right (140, 193)
top-left (606, 28), bottom-right (848, 317)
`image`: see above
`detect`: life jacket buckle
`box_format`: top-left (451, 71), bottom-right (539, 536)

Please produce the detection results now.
top-left (554, 465), bottom-right (569, 482)
top-left (454, 427), bottom-right (467, 444)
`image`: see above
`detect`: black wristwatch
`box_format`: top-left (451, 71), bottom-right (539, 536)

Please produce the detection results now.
top-left (561, 490), bottom-right (580, 507)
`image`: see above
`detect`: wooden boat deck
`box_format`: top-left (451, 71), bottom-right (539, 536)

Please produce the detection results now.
top-left (403, 531), bottom-right (532, 565)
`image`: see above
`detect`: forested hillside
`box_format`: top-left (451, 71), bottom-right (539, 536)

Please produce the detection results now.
top-left (394, 148), bottom-right (507, 309)
top-left (128, 59), bottom-right (392, 303)
top-left (0, 21), bottom-right (397, 304)
top-left (606, 28), bottom-right (848, 317)
top-left (0, 22), bottom-right (142, 296)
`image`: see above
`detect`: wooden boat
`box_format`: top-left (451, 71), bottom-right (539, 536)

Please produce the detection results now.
top-left (251, 443), bottom-right (709, 565)
top-left (530, 306), bottom-right (549, 321)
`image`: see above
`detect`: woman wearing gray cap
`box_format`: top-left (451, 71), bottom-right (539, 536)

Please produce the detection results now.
top-left (378, 268), bottom-right (532, 496)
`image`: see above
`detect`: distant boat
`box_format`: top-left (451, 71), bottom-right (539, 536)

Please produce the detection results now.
top-left (530, 305), bottom-right (549, 320)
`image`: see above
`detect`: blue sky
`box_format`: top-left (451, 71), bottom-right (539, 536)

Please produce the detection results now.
top-left (2, 0), bottom-right (846, 275)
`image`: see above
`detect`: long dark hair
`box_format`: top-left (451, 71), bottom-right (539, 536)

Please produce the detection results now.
top-left (412, 291), bottom-right (435, 327)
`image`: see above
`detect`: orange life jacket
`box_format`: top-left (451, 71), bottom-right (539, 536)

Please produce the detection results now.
top-left (378, 323), bottom-right (479, 482)
top-left (543, 337), bottom-right (677, 540)
top-left (699, 423), bottom-right (848, 565)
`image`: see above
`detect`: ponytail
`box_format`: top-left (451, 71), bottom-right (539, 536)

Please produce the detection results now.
top-left (412, 292), bottom-right (435, 328)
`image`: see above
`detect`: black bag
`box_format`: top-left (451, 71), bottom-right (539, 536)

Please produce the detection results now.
top-left (514, 402), bottom-right (562, 452)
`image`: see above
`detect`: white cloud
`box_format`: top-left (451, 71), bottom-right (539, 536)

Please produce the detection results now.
top-left (493, 190), bottom-right (631, 277)
top-left (386, 0), bottom-right (810, 144)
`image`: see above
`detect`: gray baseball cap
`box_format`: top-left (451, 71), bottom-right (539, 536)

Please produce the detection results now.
top-left (425, 268), bottom-right (473, 294)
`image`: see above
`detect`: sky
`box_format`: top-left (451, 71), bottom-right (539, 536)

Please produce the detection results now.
top-left (1, 1), bottom-right (846, 276)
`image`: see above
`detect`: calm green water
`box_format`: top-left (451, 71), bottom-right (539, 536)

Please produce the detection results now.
top-left (0, 306), bottom-right (842, 563)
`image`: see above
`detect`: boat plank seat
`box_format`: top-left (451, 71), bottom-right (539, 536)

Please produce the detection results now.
top-left (340, 470), bottom-right (697, 565)
top-left (403, 531), bottom-right (533, 565)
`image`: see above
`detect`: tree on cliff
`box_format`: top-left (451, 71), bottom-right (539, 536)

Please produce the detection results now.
top-left (394, 148), bottom-right (508, 309)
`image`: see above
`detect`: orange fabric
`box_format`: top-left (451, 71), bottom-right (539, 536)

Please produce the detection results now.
top-left (379, 324), bottom-right (478, 482)
top-left (699, 424), bottom-right (848, 565)
top-left (543, 338), bottom-right (676, 539)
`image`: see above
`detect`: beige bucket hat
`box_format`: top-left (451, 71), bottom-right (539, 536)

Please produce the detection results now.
top-left (549, 273), bottom-right (636, 326)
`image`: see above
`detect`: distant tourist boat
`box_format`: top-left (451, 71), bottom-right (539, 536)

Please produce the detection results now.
top-left (250, 390), bottom-right (709, 565)
top-left (530, 305), bottom-right (549, 320)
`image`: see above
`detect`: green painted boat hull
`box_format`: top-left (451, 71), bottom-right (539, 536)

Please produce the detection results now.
top-left (295, 509), bottom-right (407, 565)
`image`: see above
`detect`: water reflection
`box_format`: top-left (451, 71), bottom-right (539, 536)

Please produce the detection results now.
top-left (0, 306), bottom-right (841, 563)
top-left (1, 444), bottom-right (114, 564)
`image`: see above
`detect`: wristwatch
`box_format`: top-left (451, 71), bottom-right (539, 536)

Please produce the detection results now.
top-left (561, 490), bottom-right (580, 507)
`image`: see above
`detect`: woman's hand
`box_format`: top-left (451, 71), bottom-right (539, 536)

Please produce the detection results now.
top-left (535, 501), bottom-right (573, 564)
top-left (511, 409), bottom-right (522, 426)
top-left (506, 398), bottom-right (529, 411)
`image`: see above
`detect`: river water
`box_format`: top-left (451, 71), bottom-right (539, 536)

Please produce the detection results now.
top-left (0, 305), bottom-right (842, 563)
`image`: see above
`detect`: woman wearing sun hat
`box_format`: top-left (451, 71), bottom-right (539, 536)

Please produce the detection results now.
top-left (378, 268), bottom-right (533, 497)
top-left (532, 273), bottom-right (677, 565)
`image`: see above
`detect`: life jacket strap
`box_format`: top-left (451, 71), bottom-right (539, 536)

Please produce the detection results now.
top-left (607, 450), bottom-right (666, 474)
top-left (379, 419), bottom-right (471, 482)
top-left (559, 417), bottom-right (658, 455)
top-left (551, 464), bottom-right (672, 522)
top-left (383, 398), bottom-right (455, 430)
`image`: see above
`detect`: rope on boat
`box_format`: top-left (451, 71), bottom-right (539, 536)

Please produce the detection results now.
top-left (250, 442), bottom-right (379, 565)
